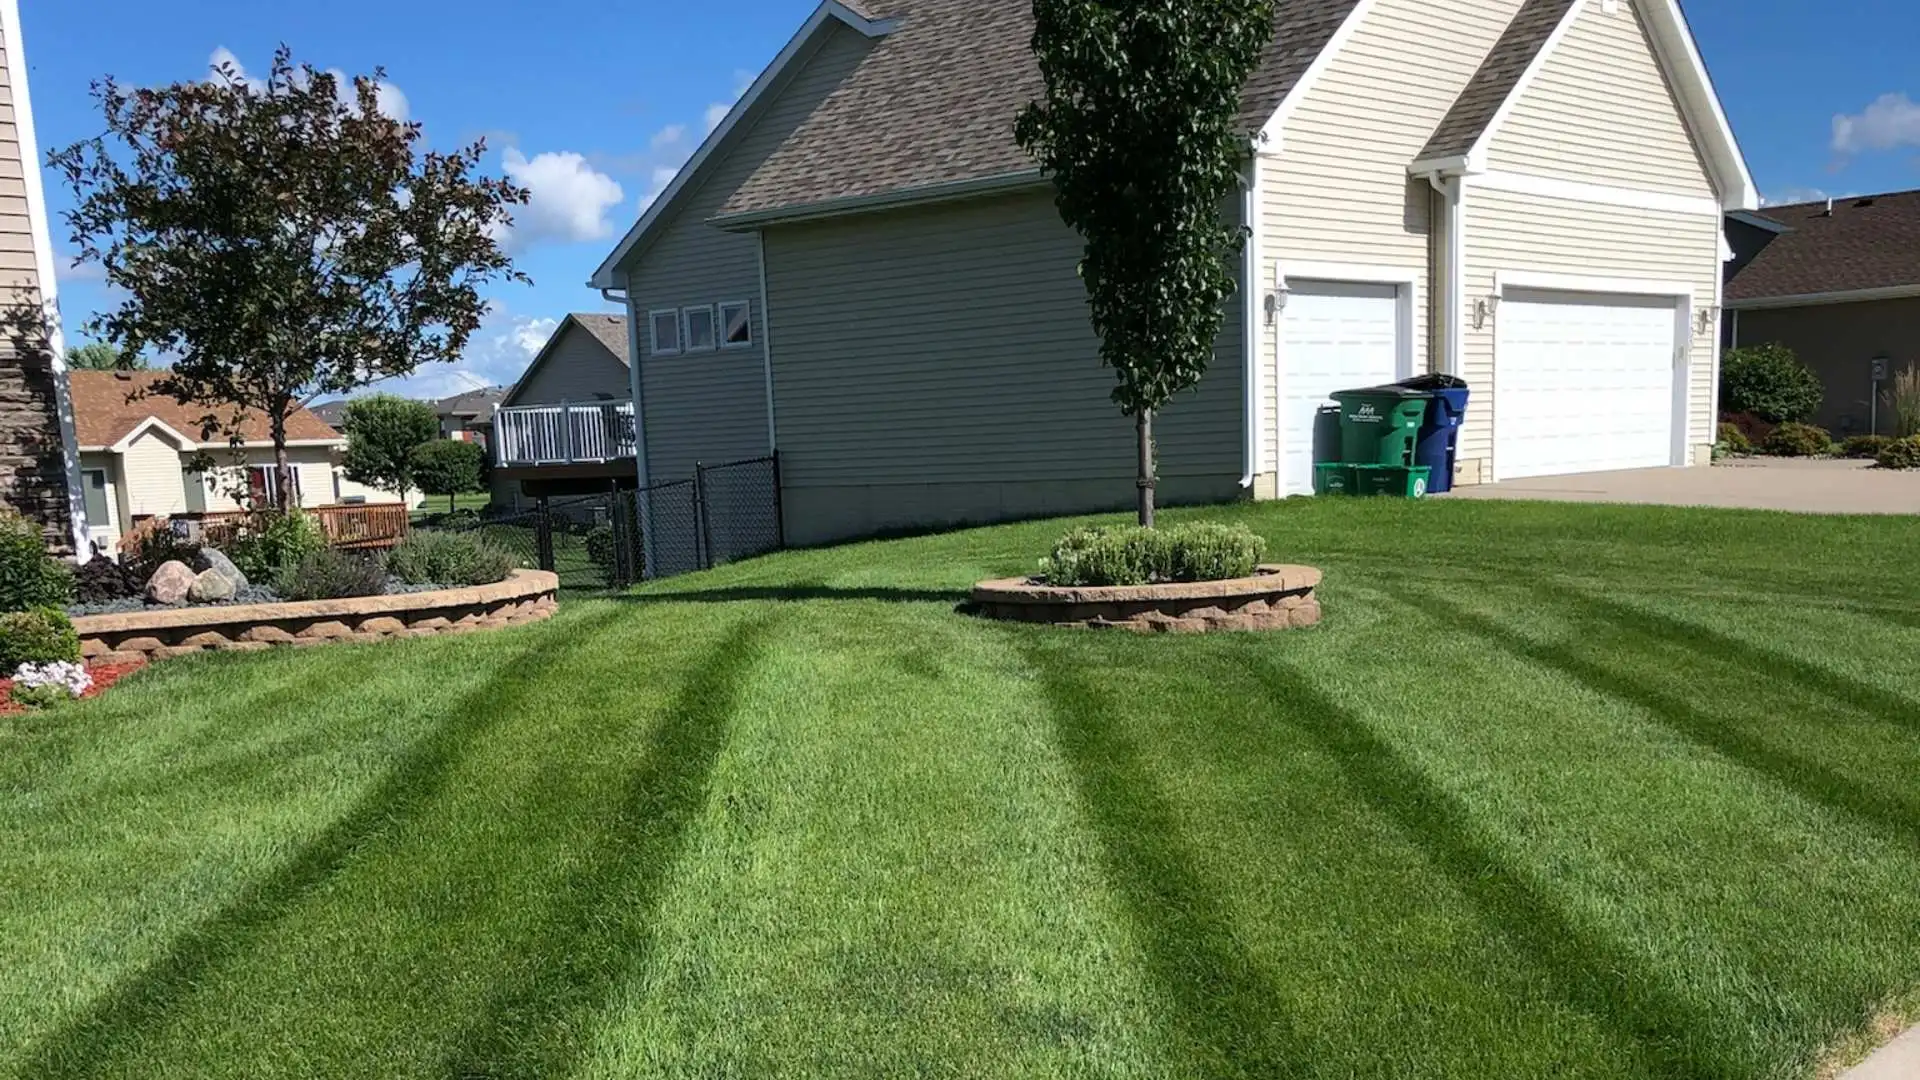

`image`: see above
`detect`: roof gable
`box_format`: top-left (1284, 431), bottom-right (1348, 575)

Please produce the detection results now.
top-left (70, 371), bottom-right (341, 450)
top-left (1726, 191), bottom-right (1920, 304)
top-left (500, 314), bottom-right (631, 408)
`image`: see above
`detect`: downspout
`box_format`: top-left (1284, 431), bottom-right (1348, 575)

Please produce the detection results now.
top-left (603, 285), bottom-right (656, 577)
top-left (1426, 172), bottom-right (1465, 376)
top-left (1238, 152), bottom-right (1261, 490)
top-left (756, 230), bottom-right (777, 455)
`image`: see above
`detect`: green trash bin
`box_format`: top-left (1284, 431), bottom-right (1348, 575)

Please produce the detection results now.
top-left (1331, 385), bottom-right (1432, 466)
top-left (1351, 464), bottom-right (1431, 498)
top-left (1313, 463), bottom-right (1356, 495)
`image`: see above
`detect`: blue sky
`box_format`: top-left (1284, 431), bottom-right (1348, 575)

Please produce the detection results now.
top-left (20, 0), bottom-right (1920, 398)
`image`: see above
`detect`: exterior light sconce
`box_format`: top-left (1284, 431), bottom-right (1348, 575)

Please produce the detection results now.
top-left (1473, 295), bottom-right (1499, 330)
top-left (1264, 285), bottom-right (1290, 326)
top-left (1694, 306), bottom-right (1719, 336)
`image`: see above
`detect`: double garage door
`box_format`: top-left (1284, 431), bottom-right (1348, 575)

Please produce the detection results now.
top-left (1279, 279), bottom-right (1682, 493)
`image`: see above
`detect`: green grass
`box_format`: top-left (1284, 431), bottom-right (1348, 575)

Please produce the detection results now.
top-left (6, 496), bottom-right (1920, 1079)
top-left (409, 491), bottom-right (493, 521)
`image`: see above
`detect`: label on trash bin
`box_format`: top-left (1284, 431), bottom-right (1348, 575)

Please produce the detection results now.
top-left (1349, 402), bottom-right (1381, 423)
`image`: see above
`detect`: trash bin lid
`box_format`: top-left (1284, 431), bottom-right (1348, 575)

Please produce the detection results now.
top-left (1333, 384), bottom-right (1432, 400)
top-left (1393, 373), bottom-right (1468, 392)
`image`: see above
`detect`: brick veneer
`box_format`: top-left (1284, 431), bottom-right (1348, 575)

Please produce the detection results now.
top-left (74, 569), bottom-right (560, 664)
top-left (969, 565), bottom-right (1323, 632)
top-left (0, 339), bottom-right (75, 553)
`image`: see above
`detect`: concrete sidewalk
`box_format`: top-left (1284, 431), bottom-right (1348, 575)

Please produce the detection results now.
top-left (1841, 1022), bottom-right (1920, 1079)
top-left (1443, 458), bottom-right (1920, 515)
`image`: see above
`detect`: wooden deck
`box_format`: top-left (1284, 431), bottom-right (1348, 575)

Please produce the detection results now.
top-left (178, 503), bottom-right (414, 551)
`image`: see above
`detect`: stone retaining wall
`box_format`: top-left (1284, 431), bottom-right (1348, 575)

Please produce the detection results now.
top-left (74, 569), bottom-right (560, 664)
top-left (969, 565), bottom-right (1322, 632)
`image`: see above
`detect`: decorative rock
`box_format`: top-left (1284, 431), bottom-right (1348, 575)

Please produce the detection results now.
top-left (358, 616), bottom-right (406, 636)
top-left (187, 568), bottom-right (236, 603)
top-left (80, 638), bottom-right (109, 658)
top-left (299, 621), bottom-right (354, 640)
top-left (179, 631), bottom-right (232, 649)
top-left (970, 564), bottom-right (1324, 634)
top-left (240, 625), bottom-right (298, 644)
top-left (193, 548), bottom-right (249, 592)
top-left (115, 636), bottom-right (166, 654)
top-left (145, 560), bottom-right (197, 604)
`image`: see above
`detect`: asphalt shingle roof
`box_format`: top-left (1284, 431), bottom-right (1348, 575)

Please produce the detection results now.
top-left (568, 313), bottom-right (630, 363)
top-left (1418, 0), bottom-right (1575, 162)
top-left (720, 0), bottom-right (1364, 219)
top-left (1727, 191), bottom-right (1920, 302)
top-left (71, 371), bottom-right (341, 449)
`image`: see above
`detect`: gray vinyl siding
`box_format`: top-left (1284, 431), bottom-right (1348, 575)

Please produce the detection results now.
top-left (764, 190), bottom-right (1245, 546)
top-left (625, 21), bottom-right (873, 483)
top-left (504, 322), bottom-right (629, 406)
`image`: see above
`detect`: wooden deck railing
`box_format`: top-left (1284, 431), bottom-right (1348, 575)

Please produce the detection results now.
top-left (172, 503), bottom-right (413, 551)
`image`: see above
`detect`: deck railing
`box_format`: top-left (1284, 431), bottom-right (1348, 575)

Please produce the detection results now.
top-left (494, 402), bottom-right (636, 466)
top-left (180, 503), bottom-right (413, 551)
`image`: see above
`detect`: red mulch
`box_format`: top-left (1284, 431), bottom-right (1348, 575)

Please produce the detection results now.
top-left (0, 657), bottom-right (149, 715)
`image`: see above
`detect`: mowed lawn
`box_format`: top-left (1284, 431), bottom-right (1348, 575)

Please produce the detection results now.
top-left (6, 497), bottom-right (1920, 1079)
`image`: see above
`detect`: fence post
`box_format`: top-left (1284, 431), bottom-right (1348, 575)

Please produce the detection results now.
top-left (693, 462), bottom-right (711, 571)
top-left (535, 496), bottom-right (555, 572)
top-left (770, 451), bottom-right (785, 550)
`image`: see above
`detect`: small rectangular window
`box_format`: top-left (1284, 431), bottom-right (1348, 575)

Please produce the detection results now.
top-left (82, 469), bottom-right (110, 526)
top-left (648, 309), bottom-right (681, 355)
top-left (684, 306), bottom-right (717, 352)
top-left (719, 300), bottom-right (752, 347)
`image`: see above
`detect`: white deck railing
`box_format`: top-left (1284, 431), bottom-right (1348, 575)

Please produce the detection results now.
top-left (493, 402), bottom-right (636, 466)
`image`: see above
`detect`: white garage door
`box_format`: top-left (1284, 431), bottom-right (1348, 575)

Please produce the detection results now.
top-left (1496, 289), bottom-right (1681, 480)
top-left (1281, 280), bottom-right (1403, 495)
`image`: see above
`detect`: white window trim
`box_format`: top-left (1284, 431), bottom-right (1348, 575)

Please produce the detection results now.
top-left (718, 299), bottom-right (754, 349)
top-left (1465, 171), bottom-right (1723, 218)
top-left (682, 305), bottom-right (719, 353)
top-left (648, 309), bottom-right (682, 356)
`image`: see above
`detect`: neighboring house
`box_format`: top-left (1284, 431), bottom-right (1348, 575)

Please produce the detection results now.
top-left (593, 0), bottom-right (1755, 546)
top-left (489, 313), bottom-right (634, 509)
top-left (309, 399), bottom-right (350, 429)
top-left (435, 387), bottom-right (505, 443)
top-left (1723, 191), bottom-right (1920, 436)
top-left (1, 0), bottom-right (88, 555)
top-left (69, 371), bottom-right (415, 553)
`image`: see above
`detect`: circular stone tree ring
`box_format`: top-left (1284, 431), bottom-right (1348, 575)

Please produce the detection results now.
top-left (969, 565), bottom-right (1322, 632)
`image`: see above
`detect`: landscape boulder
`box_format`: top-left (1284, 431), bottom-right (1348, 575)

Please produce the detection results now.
top-left (193, 547), bottom-right (249, 592)
top-left (145, 560), bottom-right (198, 604)
top-left (187, 568), bottom-right (237, 604)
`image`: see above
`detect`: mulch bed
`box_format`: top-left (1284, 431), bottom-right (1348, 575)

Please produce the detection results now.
top-left (0, 658), bottom-right (149, 716)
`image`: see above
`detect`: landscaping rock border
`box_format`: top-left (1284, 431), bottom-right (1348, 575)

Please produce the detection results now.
top-left (969, 565), bottom-right (1322, 632)
top-left (74, 569), bottom-right (560, 664)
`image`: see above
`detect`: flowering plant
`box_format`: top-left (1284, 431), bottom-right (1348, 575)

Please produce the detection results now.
top-left (11, 661), bottom-right (93, 708)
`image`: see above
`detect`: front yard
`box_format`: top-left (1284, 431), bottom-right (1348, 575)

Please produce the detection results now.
top-left (4, 497), bottom-right (1919, 1079)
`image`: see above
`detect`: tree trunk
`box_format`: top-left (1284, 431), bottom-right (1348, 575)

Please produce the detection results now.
top-left (270, 411), bottom-right (293, 512)
top-left (1135, 408), bottom-right (1155, 528)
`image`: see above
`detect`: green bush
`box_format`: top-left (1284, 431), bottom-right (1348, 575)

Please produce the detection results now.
top-left (122, 523), bottom-right (201, 583)
top-left (387, 530), bottom-right (516, 587)
top-left (1721, 344), bottom-right (1824, 424)
top-left (1040, 522), bottom-right (1266, 587)
top-left (1716, 422), bottom-right (1751, 456)
top-left (227, 510), bottom-right (328, 582)
top-left (1885, 367), bottom-right (1920, 438)
top-left (1763, 422), bottom-right (1832, 458)
top-left (1840, 434), bottom-right (1893, 460)
top-left (1876, 435), bottom-right (1920, 470)
top-left (0, 511), bottom-right (73, 613)
top-left (274, 548), bottom-right (387, 601)
top-left (0, 607), bottom-right (80, 675)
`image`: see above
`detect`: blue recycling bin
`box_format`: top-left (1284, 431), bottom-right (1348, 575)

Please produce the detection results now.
top-left (1392, 374), bottom-right (1470, 493)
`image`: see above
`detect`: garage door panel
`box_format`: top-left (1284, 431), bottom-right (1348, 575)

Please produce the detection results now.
top-left (1496, 289), bottom-right (1678, 480)
top-left (1280, 281), bottom-right (1402, 495)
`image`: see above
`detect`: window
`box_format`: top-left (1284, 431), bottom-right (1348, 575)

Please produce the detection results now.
top-left (684, 305), bottom-right (717, 352)
top-left (247, 465), bottom-right (301, 507)
top-left (181, 469), bottom-right (207, 513)
top-left (719, 300), bottom-right (752, 347)
top-left (82, 469), bottom-right (111, 528)
top-left (648, 309), bottom-right (681, 355)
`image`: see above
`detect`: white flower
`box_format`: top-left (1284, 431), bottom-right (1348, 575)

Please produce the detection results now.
top-left (14, 661), bottom-right (92, 699)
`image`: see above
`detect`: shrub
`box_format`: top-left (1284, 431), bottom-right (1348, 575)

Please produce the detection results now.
top-left (1876, 435), bottom-right (1920, 471)
top-left (227, 509), bottom-right (327, 582)
top-left (1721, 344), bottom-right (1824, 423)
top-left (121, 521), bottom-right (202, 582)
top-left (1763, 422), bottom-right (1832, 458)
top-left (410, 439), bottom-right (487, 511)
top-left (1720, 411), bottom-right (1776, 448)
top-left (274, 548), bottom-right (387, 601)
top-left (72, 558), bottom-right (141, 603)
top-left (0, 607), bottom-right (80, 675)
top-left (1716, 422), bottom-right (1751, 456)
top-left (10, 660), bottom-right (91, 708)
top-left (1040, 522), bottom-right (1266, 587)
top-left (387, 530), bottom-right (516, 587)
top-left (1840, 434), bottom-right (1893, 460)
top-left (1885, 366), bottom-right (1920, 438)
top-left (0, 511), bottom-right (73, 613)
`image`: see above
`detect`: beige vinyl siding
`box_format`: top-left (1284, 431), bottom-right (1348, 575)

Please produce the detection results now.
top-left (506, 322), bottom-right (630, 406)
top-left (1257, 0), bottom-right (1521, 478)
top-left (1458, 186), bottom-right (1721, 474)
top-left (626, 22), bottom-right (873, 483)
top-left (1484, 0), bottom-right (1712, 197)
top-left (0, 40), bottom-right (27, 277)
top-left (331, 468), bottom-right (412, 507)
top-left (121, 430), bottom-right (189, 517)
top-left (199, 446), bottom-right (367, 511)
top-left (763, 190), bottom-right (1243, 546)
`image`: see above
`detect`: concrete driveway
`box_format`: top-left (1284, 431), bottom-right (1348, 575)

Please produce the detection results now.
top-left (1443, 458), bottom-right (1920, 514)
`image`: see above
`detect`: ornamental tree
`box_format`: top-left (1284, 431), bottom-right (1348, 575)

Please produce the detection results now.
top-left (64, 341), bottom-right (144, 371)
top-left (1016, 0), bottom-right (1273, 526)
top-left (49, 47), bottom-right (529, 509)
top-left (409, 438), bottom-right (486, 511)
top-left (341, 393), bottom-right (441, 497)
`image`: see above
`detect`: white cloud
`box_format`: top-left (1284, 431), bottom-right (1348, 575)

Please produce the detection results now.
top-left (206, 48), bottom-right (408, 122)
top-left (207, 47), bottom-right (266, 92)
top-left (704, 102), bottom-right (733, 134)
top-left (650, 124), bottom-right (687, 151)
top-left (372, 307), bottom-right (560, 399)
top-left (496, 147), bottom-right (625, 249)
top-left (1832, 93), bottom-right (1920, 156)
top-left (641, 165), bottom-right (681, 212)
top-left (1760, 186), bottom-right (1829, 207)
top-left (53, 255), bottom-right (105, 285)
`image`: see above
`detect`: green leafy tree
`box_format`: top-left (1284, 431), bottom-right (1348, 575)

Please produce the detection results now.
top-left (49, 47), bottom-right (529, 509)
top-left (340, 394), bottom-right (440, 496)
top-left (409, 438), bottom-right (486, 511)
top-left (1016, 0), bottom-right (1274, 526)
top-left (63, 341), bottom-right (145, 370)
top-left (1720, 343), bottom-right (1823, 424)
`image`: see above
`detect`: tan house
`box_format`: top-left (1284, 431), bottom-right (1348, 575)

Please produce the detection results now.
top-left (70, 371), bottom-right (415, 552)
top-left (1, 0), bottom-right (88, 554)
top-left (1724, 191), bottom-right (1920, 436)
top-left (489, 313), bottom-right (635, 509)
top-left (592, 0), bottom-right (1755, 545)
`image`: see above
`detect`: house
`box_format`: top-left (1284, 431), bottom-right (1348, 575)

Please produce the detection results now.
top-left (592, 0), bottom-right (1755, 546)
top-left (435, 387), bottom-right (506, 444)
top-left (1, 0), bottom-right (89, 555)
top-left (309, 399), bottom-right (351, 429)
top-left (1723, 191), bottom-right (1920, 436)
top-left (488, 313), bottom-right (635, 509)
top-left (69, 371), bottom-right (415, 552)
